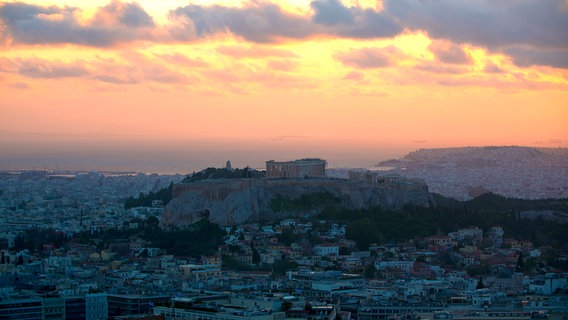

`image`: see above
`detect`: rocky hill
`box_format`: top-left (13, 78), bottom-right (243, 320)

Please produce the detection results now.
top-left (161, 178), bottom-right (433, 227)
top-left (378, 146), bottom-right (568, 200)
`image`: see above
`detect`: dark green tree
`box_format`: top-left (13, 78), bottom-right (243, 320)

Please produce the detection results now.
top-left (277, 228), bottom-right (295, 246)
top-left (364, 263), bottom-right (377, 279)
top-left (476, 276), bottom-right (485, 289)
top-left (272, 259), bottom-right (298, 276)
top-left (146, 216), bottom-right (160, 227)
top-left (281, 301), bottom-right (293, 311)
top-left (251, 243), bottom-right (260, 264)
top-left (516, 252), bottom-right (524, 272)
top-left (346, 218), bottom-right (380, 250)
top-left (124, 182), bottom-right (174, 209)
top-left (221, 255), bottom-right (240, 270)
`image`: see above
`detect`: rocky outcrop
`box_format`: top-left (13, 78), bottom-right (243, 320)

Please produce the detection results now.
top-left (161, 178), bottom-right (433, 228)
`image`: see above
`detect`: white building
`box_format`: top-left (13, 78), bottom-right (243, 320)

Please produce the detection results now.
top-left (314, 244), bottom-right (339, 256)
top-left (375, 261), bottom-right (414, 273)
top-left (448, 226), bottom-right (483, 243)
top-left (529, 275), bottom-right (568, 295)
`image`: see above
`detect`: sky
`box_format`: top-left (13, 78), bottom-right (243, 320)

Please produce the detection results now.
top-left (1, 0), bottom-right (568, 171)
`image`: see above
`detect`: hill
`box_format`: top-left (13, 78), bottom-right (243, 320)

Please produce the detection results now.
top-left (377, 146), bottom-right (568, 200)
top-left (161, 177), bottom-right (433, 227)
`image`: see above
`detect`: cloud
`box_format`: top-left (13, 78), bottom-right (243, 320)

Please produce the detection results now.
top-left (429, 42), bottom-right (472, 65)
top-left (350, 88), bottom-right (389, 97)
top-left (144, 65), bottom-right (186, 83)
top-left (0, 57), bottom-right (17, 73)
top-left (93, 64), bottom-right (187, 85)
top-left (416, 64), bottom-right (470, 75)
top-left (484, 62), bottom-right (503, 74)
top-left (7, 82), bottom-right (30, 89)
top-left (95, 51), bottom-right (189, 84)
top-left (93, 1), bottom-right (154, 28)
top-left (385, 0), bottom-right (568, 68)
top-left (95, 74), bottom-right (138, 84)
top-left (216, 45), bottom-right (298, 58)
top-left (0, 2), bottom-right (155, 47)
top-left (310, 0), bottom-right (401, 38)
top-left (170, 3), bottom-right (312, 43)
top-left (343, 71), bottom-right (365, 81)
top-left (17, 59), bottom-right (88, 78)
top-left (170, 0), bottom-right (402, 43)
top-left (387, 0), bottom-right (568, 49)
top-left (335, 47), bottom-right (399, 68)
top-left (158, 53), bottom-right (210, 68)
top-left (311, 0), bottom-right (354, 26)
top-left (504, 47), bottom-right (568, 69)
top-left (0, 1), bottom-right (401, 46)
top-left (266, 60), bottom-right (299, 71)
top-left (2, 0), bottom-right (566, 70)
top-left (2, 53), bottom-right (189, 85)
top-left (201, 61), bottom-right (318, 90)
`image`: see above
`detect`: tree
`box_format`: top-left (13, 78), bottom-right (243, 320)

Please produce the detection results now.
top-left (277, 228), bottom-right (295, 246)
top-left (272, 259), bottom-right (298, 276)
top-left (346, 218), bottom-right (380, 250)
top-left (251, 243), bottom-right (260, 264)
top-left (364, 263), bottom-right (377, 279)
top-left (146, 216), bottom-right (160, 227)
top-left (522, 258), bottom-right (537, 274)
top-left (467, 262), bottom-right (490, 277)
top-left (476, 276), bottom-right (485, 289)
top-left (281, 301), bottom-right (293, 311)
top-left (124, 182), bottom-right (174, 209)
top-left (516, 252), bottom-right (524, 272)
top-left (222, 255), bottom-right (240, 270)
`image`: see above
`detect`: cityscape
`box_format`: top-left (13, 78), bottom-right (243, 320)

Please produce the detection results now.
top-left (0, 150), bottom-right (567, 319)
top-left (1, 0), bottom-right (568, 319)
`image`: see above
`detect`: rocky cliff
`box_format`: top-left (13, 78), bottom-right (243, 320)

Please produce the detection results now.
top-left (161, 178), bottom-right (434, 227)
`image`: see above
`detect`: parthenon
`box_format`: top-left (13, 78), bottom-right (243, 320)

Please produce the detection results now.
top-left (265, 158), bottom-right (326, 178)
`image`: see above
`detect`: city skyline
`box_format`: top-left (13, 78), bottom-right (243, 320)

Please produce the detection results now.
top-left (1, 0), bottom-right (567, 162)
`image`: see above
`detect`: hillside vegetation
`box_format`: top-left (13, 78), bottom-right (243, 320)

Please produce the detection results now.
top-left (182, 167), bottom-right (264, 182)
top-left (319, 193), bottom-right (568, 250)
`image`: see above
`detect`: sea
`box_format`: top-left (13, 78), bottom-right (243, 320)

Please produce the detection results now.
top-left (0, 137), bottom-right (414, 175)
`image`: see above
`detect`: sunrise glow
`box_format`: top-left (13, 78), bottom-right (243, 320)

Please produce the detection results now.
top-left (1, 0), bottom-right (567, 167)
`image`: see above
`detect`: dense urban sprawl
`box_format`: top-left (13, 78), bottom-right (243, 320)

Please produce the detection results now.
top-left (0, 169), bottom-right (566, 320)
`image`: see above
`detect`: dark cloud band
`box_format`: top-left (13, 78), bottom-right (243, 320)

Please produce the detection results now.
top-left (1, 0), bottom-right (567, 69)
top-left (0, 2), bottom-right (154, 47)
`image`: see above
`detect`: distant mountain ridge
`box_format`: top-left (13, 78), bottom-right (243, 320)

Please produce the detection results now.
top-left (377, 146), bottom-right (568, 200)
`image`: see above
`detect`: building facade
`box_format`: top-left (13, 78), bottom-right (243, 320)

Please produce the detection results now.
top-left (0, 297), bottom-right (42, 320)
top-left (85, 293), bottom-right (107, 320)
top-left (313, 244), bottom-right (339, 257)
top-left (265, 159), bottom-right (326, 178)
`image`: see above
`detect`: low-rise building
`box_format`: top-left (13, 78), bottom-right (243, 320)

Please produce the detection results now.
top-left (314, 244), bottom-right (339, 257)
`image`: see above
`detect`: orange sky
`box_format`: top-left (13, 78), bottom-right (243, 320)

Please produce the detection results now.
top-left (1, 0), bottom-right (567, 157)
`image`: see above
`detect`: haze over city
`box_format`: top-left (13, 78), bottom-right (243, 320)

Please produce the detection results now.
top-left (1, 0), bottom-right (567, 172)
